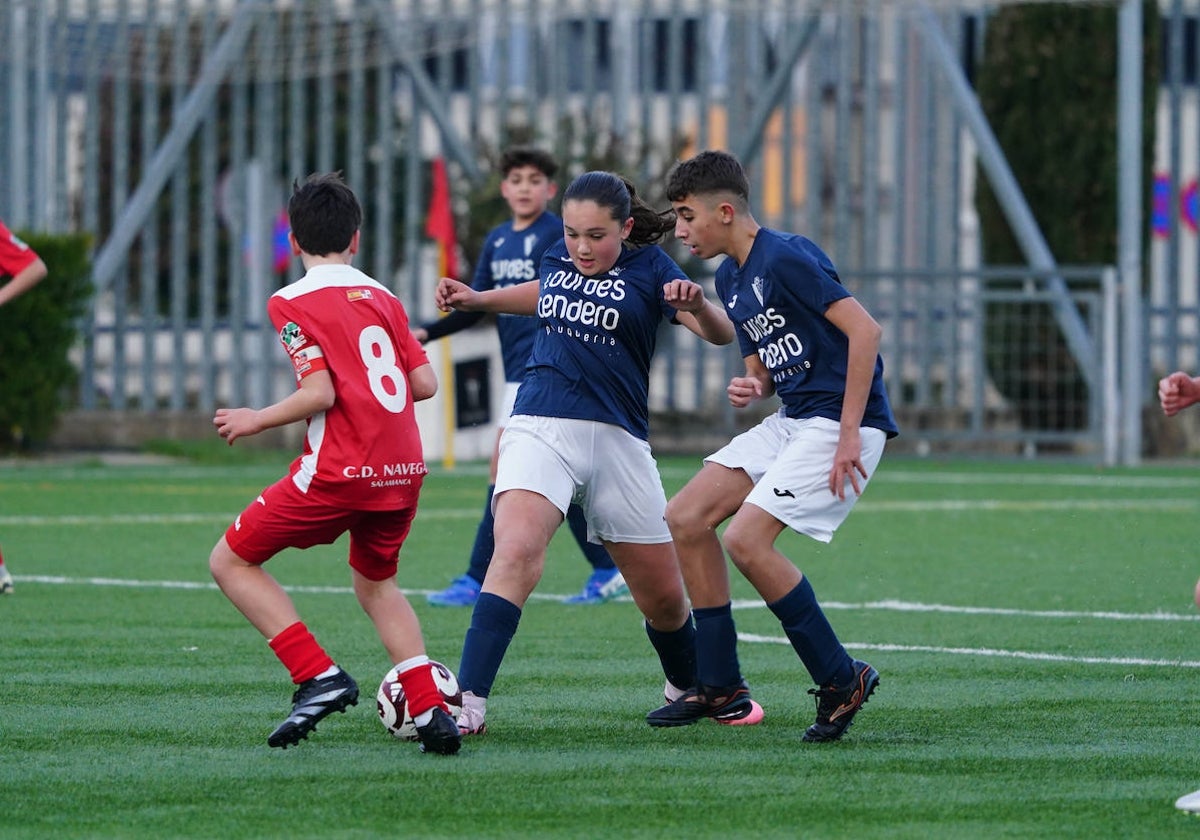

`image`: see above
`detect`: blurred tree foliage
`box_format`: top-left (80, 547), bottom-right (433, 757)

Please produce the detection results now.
top-left (975, 1), bottom-right (1158, 432)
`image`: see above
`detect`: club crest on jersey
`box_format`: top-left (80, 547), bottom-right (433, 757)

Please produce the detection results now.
top-left (752, 276), bottom-right (766, 307)
top-left (279, 321), bottom-right (308, 351)
top-left (346, 288), bottom-right (373, 302)
top-left (524, 233), bottom-right (538, 256)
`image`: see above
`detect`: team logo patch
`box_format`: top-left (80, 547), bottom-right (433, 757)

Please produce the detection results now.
top-left (524, 233), bottom-right (538, 256)
top-left (347, 288), bottom-right (374, 301)
top-left (752, 276), bottom-right (765, 307)
top-left (291, 345), bottom-right (324, 375)
top-left (279, 321), bottom-right (308, 351)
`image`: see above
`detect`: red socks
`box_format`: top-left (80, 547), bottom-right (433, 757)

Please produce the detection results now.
top-left (395, 656), bottom-right (446, 719)
top-left (269, 622), bottom-right (335, 684)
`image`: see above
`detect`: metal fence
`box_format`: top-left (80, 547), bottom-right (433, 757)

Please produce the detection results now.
top-left (0, 0), bottom-right (1153, 463)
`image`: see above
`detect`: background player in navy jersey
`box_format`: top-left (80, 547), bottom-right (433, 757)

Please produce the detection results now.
top-left (416, 147), bottom-right (626, 607)
top-left (208, 173), bottom-right (460, 755)
top-left (433, 171), bottom-right (735, 735)
top-left (647, 150), bottom-right (898, 741)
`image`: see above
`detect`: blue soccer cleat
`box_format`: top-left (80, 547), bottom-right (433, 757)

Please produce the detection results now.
top-left (563, 568), bottom-right (628, 604)
top-left (426, 575), bottom-right (482, 607)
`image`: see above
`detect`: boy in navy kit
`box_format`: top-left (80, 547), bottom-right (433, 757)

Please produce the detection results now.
top-left (208, 173), bottom-right (460, 755)
top-left (417, 147), bottom-right (626, 607)
top-left (648, 150), bottom-right (898, 741)
top-left (433, 171), bottom-right (736, 735)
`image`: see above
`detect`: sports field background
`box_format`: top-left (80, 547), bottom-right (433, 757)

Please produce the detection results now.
top-left (3, 447), bottom-right (1199, 838)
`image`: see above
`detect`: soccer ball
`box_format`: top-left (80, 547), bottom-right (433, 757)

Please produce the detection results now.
top-left (376, 659), bottom-right (462, 740)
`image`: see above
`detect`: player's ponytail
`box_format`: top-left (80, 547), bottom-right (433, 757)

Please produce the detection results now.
top-left (563, 171), bottom-right (674, 248)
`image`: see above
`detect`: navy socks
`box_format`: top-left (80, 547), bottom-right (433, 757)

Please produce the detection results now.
top-left (644, 618), bottom-right (697, 691)
top-left (693, 603), bottom-right (744, 688)
top-left (768, 577), bottom-right (854, 688)
top-left (458, 593), bottom-right (522, 698)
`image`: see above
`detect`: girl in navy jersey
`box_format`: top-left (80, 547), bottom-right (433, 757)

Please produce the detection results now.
top-left (415, 147), bottom-right (624, 608)
top-left (648, 150), bottom-right (898, 742)
top-left (433, 171), bottom-right (736, 735)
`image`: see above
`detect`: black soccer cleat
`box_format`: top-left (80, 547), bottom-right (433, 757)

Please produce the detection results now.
top-left (802, 659), bottom-right (879, 743)
top-left (646, 680), bottom-right (764, 727)
top-left (416, 706), bottom-right (462, 755)
top-left (268, 669), bottom-right (359, 749)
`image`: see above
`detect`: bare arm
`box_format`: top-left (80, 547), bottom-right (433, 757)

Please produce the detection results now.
top-left (824, 296), bottom-right (883, 499)
top-left (213, 369), bottom-right (336, 445)
top-left (409, 362), bottom-right (438, 402)
top-left (663, 279), bottom-right (734, 346)
top-left (435, 276), bottom-right (539, 316)
top-left (0, 256), bottom-right (48, 307)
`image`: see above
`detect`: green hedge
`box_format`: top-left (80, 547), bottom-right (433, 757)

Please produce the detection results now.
top-left (0, 232), bottom-right (93, 452)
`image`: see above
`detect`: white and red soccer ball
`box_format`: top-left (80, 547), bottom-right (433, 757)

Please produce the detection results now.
top-left (376, 660), bottom-right (462, 740)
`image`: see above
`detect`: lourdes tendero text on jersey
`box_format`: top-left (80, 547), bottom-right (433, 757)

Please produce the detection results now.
top-left (490, 257), bottom-right (537, 282)
top-left (740, 307), bottom-right (806, 370)
top-left (538, 294), bottom-right (622, 331)
top-left (540, 269), bottom-right (627, 300)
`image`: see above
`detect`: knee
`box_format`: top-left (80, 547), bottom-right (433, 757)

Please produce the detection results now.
top-left (721, 520), bottom-right (760, 574)
top-left (633, 573), bottom-right (690, 628)
top-left (642, 591), bottom-right (690, 630)
top-left (209, 538), bottom-right (246, 583)
top-left (664, 496), bottom-right (708, 541)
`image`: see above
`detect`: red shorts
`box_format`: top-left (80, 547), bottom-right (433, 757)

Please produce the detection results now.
top-left (224, 475), bottom-right (418, 581)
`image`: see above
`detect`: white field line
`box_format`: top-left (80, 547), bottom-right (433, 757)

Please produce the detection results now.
top-left (4, 495), bottom-right (1200, 528)
top-left (16, 574), bottom-right (1200, 668)
top-left (737, 633), bottom-right (1200, 668)
top-left (733, 598), bottom-right (1200, 623)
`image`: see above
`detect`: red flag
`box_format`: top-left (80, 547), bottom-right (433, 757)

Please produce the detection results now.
top-left (425, 157), bottom-right (459, 280)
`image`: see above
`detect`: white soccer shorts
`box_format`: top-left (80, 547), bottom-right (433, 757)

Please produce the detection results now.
top-left (705, 411), bottom-right (887, 543)
top-left (495, 414), bottom-right (672, 544)
top-left (496, 381), bottom-right (521, 429)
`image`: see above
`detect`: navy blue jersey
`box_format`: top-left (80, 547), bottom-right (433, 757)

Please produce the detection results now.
top-left (472, 211), bottom-right (564, 382)
top-left (512, 240), bottom-right (685, 440)
top-left (717, 229), bottom-right (898, 437)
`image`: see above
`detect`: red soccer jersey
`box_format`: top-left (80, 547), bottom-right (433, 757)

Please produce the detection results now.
top-left (268, 264), bottom-right (430, 510)
top-left (0, 221), bottom-right (39, 277)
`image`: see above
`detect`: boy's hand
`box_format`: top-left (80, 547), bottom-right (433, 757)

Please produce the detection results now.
top-left (213, 407), bottom-right (263, 446)
top-left (727, 376), bottom-right (764, 408)
top-left (662, 279), bottom-right (706, 313)
top-left (435, 277), bottom-right (479, 312)
top-left (829, 429), bottom-right (867, 500)
top-left (1159, 371), bottom-right (1199, 416)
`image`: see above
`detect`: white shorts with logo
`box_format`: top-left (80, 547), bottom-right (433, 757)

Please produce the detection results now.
top-left (495, 414), bottom-right (671, 544)
top-left (705, 410), bottom-right (887, 544)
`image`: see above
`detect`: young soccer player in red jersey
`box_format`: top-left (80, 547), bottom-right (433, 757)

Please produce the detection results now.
top-left (208, 173), bottom-right (459, 755)
top-left (0, 219), bottom-right (49, 595)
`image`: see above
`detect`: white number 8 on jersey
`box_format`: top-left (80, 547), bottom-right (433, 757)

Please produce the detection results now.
top-left (358, 324), bottom-right (408, 413)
